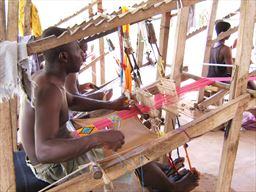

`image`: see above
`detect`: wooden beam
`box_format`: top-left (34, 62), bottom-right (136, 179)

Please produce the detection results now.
top-left (136, 31), bottom-right (144, 67)
top-left (212, 26), bottom-right (239, 45)
top-left (216, 1), bottom-right (256, 191)
top-left (165, 7), bottom-right (189, 133)
top-left (0, 2), bottom-right (19, 190)
top-left (24, 0), bottom-right (31, 36)
top-left (0, 0), bottom-right (6, 40)
top-left (197, 89), bottom-right (228, 111)
top-left (0, 1), bottom-right (16, 190)
top-left (156, 11), bottom-right (171, 79)
top-left (6, 0), bottom-right (19, 40)
top-left (6, 0), bottom-right (19, 153)
top-left (198, 0), bottom-right (219, 102)
top-left (182, 72), bottom-right (256, 97)
top-left (0, 102), bottom-right (16, 192)
top-left (97, 0), bottom-right (105, 85)
top-left (27, 0), bottom-right (205, 55)
top-left (49, 94), bottom-right (250, 192)
top-left (99, 37), bottom-right (105, 84)
top-left (170, 7), bottom-right (189, 86)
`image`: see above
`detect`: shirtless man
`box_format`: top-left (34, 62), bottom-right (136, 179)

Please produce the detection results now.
top-left (19, 26), bottom-right (129, 183)
top-left (20, 26), bottom-right (198, 191)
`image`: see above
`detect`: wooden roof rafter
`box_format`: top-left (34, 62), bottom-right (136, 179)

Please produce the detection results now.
top-left (27, 0), bottom-right (205, 56)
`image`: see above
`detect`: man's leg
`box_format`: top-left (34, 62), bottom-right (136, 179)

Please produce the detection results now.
top-left (137, 161), bottom-right (199, 192)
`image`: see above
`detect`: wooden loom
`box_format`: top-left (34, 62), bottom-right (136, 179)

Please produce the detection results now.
top-left (0, 0), bottom-right (256, 192)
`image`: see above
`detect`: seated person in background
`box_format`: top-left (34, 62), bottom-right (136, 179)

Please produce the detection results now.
top-left (207, 20), bottom-right (233, 78)
top-left (65, 39), bottom-right (112, 100)
top-left (20, 26), bottom-right (198, 192)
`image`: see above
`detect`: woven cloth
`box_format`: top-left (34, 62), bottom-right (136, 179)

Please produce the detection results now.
top-left (0, 41), bottom-right (18, 102)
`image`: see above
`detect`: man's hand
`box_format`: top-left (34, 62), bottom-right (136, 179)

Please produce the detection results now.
top-left (94, 130), bottom-right (125, 151)
top-left (110, 96), bottom-right (130, 111)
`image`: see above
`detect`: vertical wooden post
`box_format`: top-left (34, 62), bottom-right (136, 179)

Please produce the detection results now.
top-left (98, 0), bottom-right (105, 85)
top-left (216, 1), bottom-right (256, 191)
top-left (24, 0), bottom-right (32, 36)
top-left (0, 0), bottom-right (6, 40)
top-left (88, 2), bottom-right (97, 84)
top-left (0, 0), bottom-right (18, 191)
top-left (6, 0), bottom-right (19, 152)
top-left (7, 0), bottom-right (19, 40)
top-left (0, 103), bottom-right (16, 191)
top-left (170, 7), bottom-right (189, 86)
top-left (136, 31), bottom-right (144, 67)
top-left (197, 0), bottom-right (219, 102)
top-left (164, 7), bottom-right (189, 133)
top-left (156, 12), bottom-right (171, 79)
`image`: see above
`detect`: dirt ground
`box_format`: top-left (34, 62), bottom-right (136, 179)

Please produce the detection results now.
top-left (184, 130), bottom-right (256, 192)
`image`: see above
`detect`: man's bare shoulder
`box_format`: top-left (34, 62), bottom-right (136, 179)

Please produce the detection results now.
top-left (220, 44), bottom-right (232, 55)
top-left (32, 71), bottom-right (64, 106)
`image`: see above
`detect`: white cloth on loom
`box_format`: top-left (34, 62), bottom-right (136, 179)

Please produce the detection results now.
top-left (0, 40), bottom-right (29, 102)
top-left (0, 41), bottom-right (18, 102)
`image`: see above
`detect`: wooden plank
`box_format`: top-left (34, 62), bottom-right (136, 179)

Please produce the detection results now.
top-left (197, 89), bottom-right (228, 111)
top-left (97, 0), bottom-right (105, 85)
top-left (136, 31), bottom-right (144, 67)
top-left (99, 37), bottom-right (105, 84)
top-left (165, 7), bottom-right (189, 133)
top-left (6, 0), bottom-right (19, 40)
top-left (6, 0), bottom-right (19, 152)
top-left (212, 26), bottom-right (239, 45)
top-left (182, 72), bottom-right (256, 97)
top-left (49, 94), bottom-right (250, 192)
top-left (170, 7), bottom-right (189, 86)
top-left (198, 0), bottom-right (219, 102)
top-left (156, 11), bottom-right (171, 79)
top-left (0, 0), bottom-right (6, 40)
top-left (0, 102), bottom-right (16, 192)
top-left (24, 0), bottom-right (31, 36)
top-left (0, 2), bottom-right (16, 190)
top-left (216, 1), bottom-right (256, 191)
top-left (27, 0), bottom-right (205, 55)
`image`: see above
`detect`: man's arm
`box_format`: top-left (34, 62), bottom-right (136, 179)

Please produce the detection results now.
top-left (66, 91), bottom-right (129, 112)
top-left (34, 84), bottom-right (125, 163)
